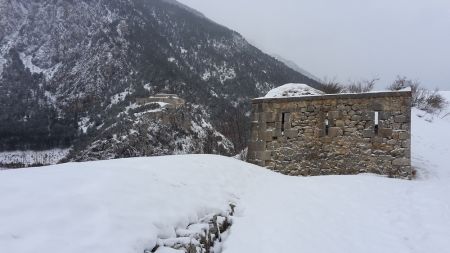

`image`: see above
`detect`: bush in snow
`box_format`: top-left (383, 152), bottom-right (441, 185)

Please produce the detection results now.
top-left (388, 76), bottom-right (447, 113)
top-left (318, 79), bottom-right (345, 94)
top-left (319, 78), bottom-right (377, 94)
top-left (345, 78), bottom-right (378, 93)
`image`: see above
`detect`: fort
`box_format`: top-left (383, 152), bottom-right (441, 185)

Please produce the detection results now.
top-left (247, 90), bottom-right (412, 178)
top-left (136, 93), bottom-right (186, 109)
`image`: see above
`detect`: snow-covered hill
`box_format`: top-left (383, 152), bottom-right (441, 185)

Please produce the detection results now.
top-left (1, 93), bottom-right (449, 252)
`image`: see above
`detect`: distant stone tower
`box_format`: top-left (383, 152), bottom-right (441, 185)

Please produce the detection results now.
top-left (247, 90), bottom-right (412, 178)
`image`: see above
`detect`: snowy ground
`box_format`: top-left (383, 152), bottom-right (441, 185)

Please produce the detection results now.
top-left (0, 94), bottom-right (449, 253)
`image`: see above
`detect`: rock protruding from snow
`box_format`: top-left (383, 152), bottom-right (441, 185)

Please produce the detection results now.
top-left (264, 83), bottom-right (324, 98)
top-left (147, 206), bottom-right (234, 253)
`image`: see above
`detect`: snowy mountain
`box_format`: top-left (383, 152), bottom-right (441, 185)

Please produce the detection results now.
top-left (1, 92), bottom-right (449, 253)
top-left (273, 54), bottom-right (322, 83)
top-left (0, 0), bottom-right (320, 162)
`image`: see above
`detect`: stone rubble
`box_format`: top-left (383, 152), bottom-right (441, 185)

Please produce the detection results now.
top-left (145, 204), bottom-right (235, 253)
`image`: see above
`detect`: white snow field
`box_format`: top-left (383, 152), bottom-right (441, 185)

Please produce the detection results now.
top-left (1, 93), bottom-right (450, 253)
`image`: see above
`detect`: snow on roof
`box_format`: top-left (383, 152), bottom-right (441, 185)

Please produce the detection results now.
top-left (398, 86), bottom-right (412, 92)
top-left (264, 83), bottom-right (324, 98)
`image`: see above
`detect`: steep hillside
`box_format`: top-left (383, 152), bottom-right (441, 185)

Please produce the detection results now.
top-left (0, 0), bottom-right (320, 161)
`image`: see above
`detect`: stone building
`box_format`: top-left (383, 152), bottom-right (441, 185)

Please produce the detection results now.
top-left (247, 90), bottom-right (412, 178)
top-left (136, 93), bottom-right (185, 109)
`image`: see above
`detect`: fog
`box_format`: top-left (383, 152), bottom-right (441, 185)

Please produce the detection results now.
top-left (178, 0), bottom-right (450, 89)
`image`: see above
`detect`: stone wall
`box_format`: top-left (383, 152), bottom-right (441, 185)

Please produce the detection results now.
top-left (136, 94), bottom-right (185, 109)
top-left (247, 91), bottom-right (412, 178)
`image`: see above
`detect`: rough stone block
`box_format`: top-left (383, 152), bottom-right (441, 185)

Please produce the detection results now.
top-left (285, 129), bottom-right (298, 139)
top-left (256, 151), bottom-right (272, 161)
top-left (335, 120), bottom-right (345, 127)
top-left (274, 129), bottom-right (283, 137)
top-left (351, 115), bottom-right (362, 121)
top-left (362, 111), bottom-right (375, 121)
top-left (375, 120), bottom-right (384, 128)
top-left (248, 141), bottom-right (266, 151)
top-left (328, 127), bottom-right (343, 137)
top-left (394, 115), bottom-right (407, 123)
top-left (303, 127), bottom-right (314, 136)
top-left (372, 136), bottom-right (383, 145)
top-left (267, 142), bottom-right (281, 150)
top-left (363, 129), bottom-right (375, 138)
top-left (391, 148), bottom-right (406, 157)
top-left (251, 121), bottom-right (259, 128)
top-left (252, 112), bottom-right (259, 122)
top-left (247, 151), bottom-right (256, 160)
top-left (329, 111), bottom-right (341, 120)
top-left (283, 112), bottom-right (291, 122)
top-left (371, 102), bottom-right (384, 111)
top-left (256, 103), bottom-right (264, 113)
top-left (273, 103), bottom-right (281, 109)
top-left (401, 123), bottom-right (410, 131)
top-left (393, 158), bottom-right (410, 166)
top-left (250, 130), bottom-right (259, 140)
top-left (265, 112), bottom-right (277, 122)
top-left (275, 122), bottom-right (282, 129)
top-left (387, 139), bottom-right (397, 145)
top-left (259, 110), bottom-right (269, 121)
top-left (264, 130), bottom-right (274, 141)
top-left (402, 140), bottom-right (410, 148)
top-left (280, 104), bottom-right (295, 111)
top-left (344, 128), bottom-right (357, 135)
top-left (379, 128), bottom-right (393, 138)
top-left (399, 131), bottom-right (409, 140)
top-left (379, 112), bottom-right (391, 120)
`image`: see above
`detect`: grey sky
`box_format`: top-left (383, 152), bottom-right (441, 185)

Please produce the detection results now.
top-left (178, 0), bottom-right (450, 90)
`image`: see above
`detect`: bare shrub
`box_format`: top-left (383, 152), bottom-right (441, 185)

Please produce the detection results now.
top-left (388, 76), bottom-right (447, 113)
top-left (419, 90), bottom-right (447, 113)
top-left (387, 76), bottom-right (419, 91)
top-left (319, 78), bottom-right (377, 94)
top-left (319, 78), bottom-right (345, 94)
top-left (345, 78), bottom-right (378, 93)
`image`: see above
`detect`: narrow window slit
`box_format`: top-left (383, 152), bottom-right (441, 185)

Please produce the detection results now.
top-left (281, 113), bottom-right (286, 135)
top-left (325, 113), bottom-right (329, 136)
top-left (374, 112), bottom-right (379, 135)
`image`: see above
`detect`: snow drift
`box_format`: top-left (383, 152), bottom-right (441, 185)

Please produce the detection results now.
top-left (264, 83), bottom-right (324, 98)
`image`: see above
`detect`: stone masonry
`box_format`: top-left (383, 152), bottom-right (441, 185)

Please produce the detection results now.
top-left (247, 91), bottom-right (412, 178)
top-left (136, 93), bottom-right (186, 109)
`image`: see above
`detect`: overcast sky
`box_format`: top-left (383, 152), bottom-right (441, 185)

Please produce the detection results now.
top-left (178, 0), bottom-right (450, 90)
